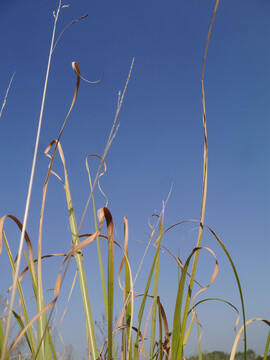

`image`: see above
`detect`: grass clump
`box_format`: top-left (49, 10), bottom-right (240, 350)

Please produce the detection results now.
top-left (0, 1), bottom-right (269, 360)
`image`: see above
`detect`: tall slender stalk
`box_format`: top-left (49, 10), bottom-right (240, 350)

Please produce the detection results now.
top-left (1, 2), bottom-right (62, 359)
top-left (175, 1), bottom-right (219, 358)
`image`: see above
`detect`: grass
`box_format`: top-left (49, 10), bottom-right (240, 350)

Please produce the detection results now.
top-left (0, 0), bottom-right (269, 359)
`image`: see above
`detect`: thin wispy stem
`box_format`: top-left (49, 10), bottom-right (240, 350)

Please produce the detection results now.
top-left (0, 72), bottom-right (16, 120)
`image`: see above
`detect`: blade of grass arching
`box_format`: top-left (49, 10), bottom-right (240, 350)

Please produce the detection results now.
top-left (124, 217), bottom-right (132, 360)
top-left (1, 3), bottom-right (63, 359)
top-left (175, 2), bottom-right (219, 359)
top-left (172, 246), bottom-right (213, 360)
top-left (230, 319), bottom-right (270, 360)
top-left (205, 225), bottom-right (247, 357)
top-left (0, 320), bottom-right (9, 360)
top-left (150, 217), bottom-right (163, 359)
top-left (263, 331), bottom-right (270, 360)
top-left (2, 233), bottom-right (36, 357)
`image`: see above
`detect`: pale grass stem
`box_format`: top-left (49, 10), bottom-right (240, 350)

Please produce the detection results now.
top-left (0, 1), bottom-right (62, 359)
top-left (0, 72), bottom-right (16, 120)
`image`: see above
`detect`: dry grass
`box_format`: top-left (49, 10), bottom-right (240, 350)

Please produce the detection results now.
top-left (0, 1), bottom-right (269, 360)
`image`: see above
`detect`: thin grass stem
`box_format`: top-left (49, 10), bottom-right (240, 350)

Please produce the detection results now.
top-left (1, 2), bottom-right (62, 359)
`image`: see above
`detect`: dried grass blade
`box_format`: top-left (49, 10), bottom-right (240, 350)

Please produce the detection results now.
top-left (230, 318), bottom-right (270, 360)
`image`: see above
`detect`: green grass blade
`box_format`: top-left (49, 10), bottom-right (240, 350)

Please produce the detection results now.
top-left (96, 208), bottom-right (115, 360)
top-left (12, 311), bottom-right (32, 351)
top-left (86, 158), bottom-right (117, 360)
top-left (0, 319), bottom-right (9, 360)
top-left (101, 208), bottom-right (115, 360)
top-left (158, 301), bottom-right (163, 360)
top-left (206, 226), bottom-right (247, 358)
top-left (150, 218), bottom-right (163, 358)
top-left (133, 231), bottom-right (163, 360)
top-left (61, 145), bottom-right (98, 359)
top-left (171, 250), bottom-right (195, 360)
top-left (263, 331), bottom-right (270, 360)
top-left (86, 157), bottom-right (108, 320)
top-left (48, 330), bottom-right (58, 360)
top-left (66, 188), bottom-right (98, 359)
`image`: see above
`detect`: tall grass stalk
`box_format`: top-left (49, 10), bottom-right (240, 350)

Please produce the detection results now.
top-left (0, 2), bottom-right (63, 358)
top-left (171, 1), bottom-right (220, 359)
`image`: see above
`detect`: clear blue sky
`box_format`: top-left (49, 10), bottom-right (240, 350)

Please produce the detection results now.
top-left (0, 0), bottom-right (269, 357)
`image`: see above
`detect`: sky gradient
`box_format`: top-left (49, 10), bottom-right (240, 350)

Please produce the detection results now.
top-left (0, 0), bottom-right (269, 357)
